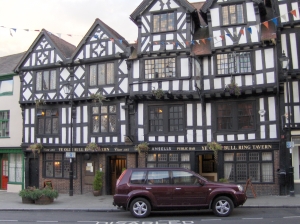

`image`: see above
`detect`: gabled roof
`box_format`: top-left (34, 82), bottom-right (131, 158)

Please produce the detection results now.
top-left (0, 52), bottom-right (25, 76)
top-left (15, 29), bottom-right (76, 70)
top-left (130, 0), bottom-right (197, 22)
top-left (71, 18), bottom-right (130, 59)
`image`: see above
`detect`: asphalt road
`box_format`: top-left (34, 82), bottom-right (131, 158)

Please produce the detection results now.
top-left (0, 208), bottom-right (300, 223)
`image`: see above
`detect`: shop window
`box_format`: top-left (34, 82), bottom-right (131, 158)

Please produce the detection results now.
top-left (153, 12), bottom-right (175, 32)
top-left (217, 52), bottom-right (251, 75)
top-left (217, 101), bottom-right (255, 131)
top-left (92, 105), bottom-right (117, 133)
top-left (0, 110), bottom-right (9, 137)
top-left (145, 58), bottom-right (176, 79)
top-left (90, 62), bottom-right (114, 86)
top-left (222, 4), bottom-right (244, 26)
top-left (0, 79), bottom-right (13, 95)
top-left (36, 70), bottom-right (56, 91)
top-left (8, 154), bottom-right (22, 182)
top-left (44, 153), bottom-right (76, 178)
top-left (224, 151), bottom-right (273, 183)
top-left (149, 105), bottom-right (184, 133)
top-left (147, 153), bottom-right (190, 169)
top-left (37, 109), bottom-right (59, 135)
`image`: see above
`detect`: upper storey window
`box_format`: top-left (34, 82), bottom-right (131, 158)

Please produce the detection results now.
top-left (0, 79), bottom-right (13, 96)
top-left (217, 52), bottom-right (251, 75)
top-left (36, 70), bottom-right (56, 91)
top-left (145, 58), bottom-right (176, 79)
top-left (90, 63), bottom-right (114, 86)
top-left (222, 4), bottom-right (244, 25)
top-left (153, 12), bottom-right (175, 32)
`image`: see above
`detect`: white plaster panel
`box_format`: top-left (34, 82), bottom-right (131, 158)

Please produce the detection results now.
top-left (49, 138), bottom-right (53, 144)
top-left (115, 45), bottom-right (123, 54)
top-left (169, 0), bottom-right (179, 8)
top-left (246, 2), bottom-right (255, 21)
top-left (83, 106), bottom-right (88, 123)
top-left (120, 103), bottom-right (125, 121)
top-left (24, 88), bottom-right (31, 101)
top-left (269, 124), bottom-right (277, 138)
top-left (133, 83), bottom-right (139, 92)
top-left (225, 29), bottom-right (233, 45)
top-left (158, 136), bottom-right (165, 142)
top-left (30, 108), bottom-right (35, 124)
top-left (266, 72), bottom-right (275, 83)
top-left (211, 8), bottom-right (220, 27)
top-left (235, 76), bottom-right (242, 86)
top-left (245, 75), bottom-right (253, 86)
top-left (162, 81), bottom-right (169, 90)
top-left (113, 137), bottom-right (118, 143)
top-left (207, 129), bottom-right (211, 142)
top-left (83, 127), bottom-right (88, 143)
top-left (172, 80), bottom-right (179, 91)
top-left (32, 53), bottom-right (36, 65)
top-left (180, 58), bottom-right (189, 77)
top-left (182, 80), bottom-right (189, 91)
top-left (104, 87), bottom-right (114, 94)
top-left (149, 1), bottom-right (161, 11)
top-left (204, 79), bottom-right (210, 90)
top-left (203, 57), bottom-right (209, 76)
top-left (98, 137), bottom-right (103, 143)
top-left (149, 136), bottom-right (155, 142)
top-left (256, 73), bottom-right (264, 85)
top-left (214, 78), bottom-right (222, 89)
top-left (153, 35), bottom-right (160, 41)
top-left (25, 127), bottom-right (29, 143)
top-left (50, 50), bottom-right (54, 63)
top-left (187, 130), bottom-right (193, 142)
top-left (166, 34), bottom-right (174, 40)
top-left (151, 82), bottom-right (158, 91)
top-left (106, 137), bottom-right (110, 142)
top-left (206, 103), bottom-right (211, 126)
top-left (121, 125), bottom-right (125, 142)
top-left (268, 97), bottom-right (276, 121)
top-left (237, 134), bottom-right (245, 140)
top-left (294, 106), bottom-right (300, 123)
top-left (264, 48), bottom-right (274, 69)
top-left (55, 138), bottom-right (59, 144)
top-left (138, 104), bottom-right (144, 125)
top-left (85, 45), bottom-right (90, 58)
top-left (197, 103), bottom-right (202, 126)
top-left (141, 37), bottom-right (149, 52)
top-left (142, 17), bottom-right (149, 33)
top-left (255, 50), bottom-right (263, 70)
top-left (60, 68), bottom-right (70, 81)
top-left (76, 106), bottom-right (81, 123)
top-left (138, 128), bottom-right (144, 142)
top-left (260, 125), bottom-right (266, 139)
top-left (168, 136), bottom-right (175, 142)
top-left (178, 136), bottom-right (184, 143)
top-left (259, 98), bottom-right (265, 122)
top-left (119, 60), bottom-right (127, 75)
top-left (217, 135), bottom-right (224, 142)
top-left (237, 27), bottom-right (246, 44)
top-left (213, 30), bottom-right (222, 47)
top-left (166, 44), bottom-right (173, 50)
top-left (248, 133), bottom-right (255, 139)
top-left (196, 130), bottom-right (203, 142)
top-left (292, 2), bottom-right (300, 20)
top-left (293, 81), bottom-right (299, 103)
top-left (177, 13), bottom-right (185, 29)
top-left (24, 58), bottom-right (30, 67)
top-left (290, 33), bottom-right (299, 69)
top-left (187, 104), bottom-right (193, 126)
top-left (62, 108), bottom-right (66, 124)
top-left (281, 34), bottom-right (288, 57)
top-left (62, 127), bottom-right (66, 144)
top-left (142, 83), bottom-right (148, 91)
top-left (211, 56), bottom-right (214, 76)
top-left (76, 127), bottom-right (81, 144)
top-left (227, 135), bottom-right (235, 141)
top-left (279, 4), bottom-right (289, 23)
top-left (120, 78), bottom-right (128, 93)
top-left (133, 61), bottom-right (139, 79)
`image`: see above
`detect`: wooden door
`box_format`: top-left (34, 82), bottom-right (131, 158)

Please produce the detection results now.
top-left (1, 160), bottom-right (8, 190)
top-left (109, 156), bottom-right (126, 195)
top-left (29, 158), bottom-right (39, 188)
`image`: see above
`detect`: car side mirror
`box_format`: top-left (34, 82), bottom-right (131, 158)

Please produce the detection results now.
top-left (198, 179), bottom-right (205, 186)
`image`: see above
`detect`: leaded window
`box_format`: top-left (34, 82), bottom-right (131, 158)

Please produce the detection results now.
top-left (153, 12), bottom-right (175, 32)
top-left (145, 58), bottom-right (176, 79)
top-left (9, 154), bottom-right (22, 182)
top-left (0, 111), bottom-right (9, 137)
top-left (0, 79), bottom-right (13, 95)
top-left (36, 70), bottom-right (56, 91)
top-left (217, 101), bottom-right (254, 131)
top-left (147, 153), bottom-right (190, 169)
top-left (149, 105), bottom-right (184, 133)
top-left (92, 105), bottom-right (117, 133)
top-left (37, 109), bottom-right (59, 135)
top-left (224, 151), bottom-right (273, 183)
top-left (44, 153), bottom-right (76, 178)
top-left (90, 63), bottom-right (114, 86)
top-left (222, 4), bottom-right (244, 25)
top-left (217, 52), bottom-right (251, 74)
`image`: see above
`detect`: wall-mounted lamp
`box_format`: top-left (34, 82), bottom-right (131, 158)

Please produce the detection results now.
top-left (37, 110), bottom-right (45, 116)
top-left (258, 109), bottom-right (266, 117)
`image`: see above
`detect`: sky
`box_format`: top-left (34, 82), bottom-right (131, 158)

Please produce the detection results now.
top-left (0, 0), bottom-right (203, 57)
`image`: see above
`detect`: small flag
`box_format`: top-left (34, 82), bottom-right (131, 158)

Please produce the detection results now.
top-left (110, 38), bottom-right (114, 42)
top-left (290, 9), bottom-right (297, 18)
top-left (247, 27), bottom-right (252, 34)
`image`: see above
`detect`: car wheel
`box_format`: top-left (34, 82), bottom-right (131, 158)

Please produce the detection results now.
top-left (212, 196), bottom-right (233, 217)
top-left (130, 198), bottom-right (151, 218)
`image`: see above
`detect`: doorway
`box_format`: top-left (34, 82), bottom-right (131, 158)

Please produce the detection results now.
top-left (108, 155), bottom-right (126, 195)
top-left (197, 153), bottom-right (217, 182)
top-left (1, 159), bottom-right (8, 190)
top-left (29, 158), bottom-right (39, 188)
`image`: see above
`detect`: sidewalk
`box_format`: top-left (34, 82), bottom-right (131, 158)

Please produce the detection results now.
top-left (1, 191), bottom-right (300, 211)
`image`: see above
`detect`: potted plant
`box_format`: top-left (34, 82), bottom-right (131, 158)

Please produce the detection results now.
top-left (224, 78), bottom-right (241, 96)
top-left (207, 141), bottom-right (222, 164)
top-left (35, 98), bottom-right (46, 108)
top-left (19, 186), bottom-right (59, 204)
top-left (93, 170), bottom-right (103, 196)
top-left (85, 142), bottom-right (99, 151)
top-left (152, 88), bottom-right (165, 99)
top-left (28, 143), bottom-right (43, 158)
top-left (90, 93), bottom-right (106, 105)
top-left (19, 186), bottom-right (36, 204)
top-left (135, 142), bottom-right (149, 155)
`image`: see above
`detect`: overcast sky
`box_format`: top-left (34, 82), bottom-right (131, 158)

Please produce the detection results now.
top-left (0, 0), bottom-right (202, 57)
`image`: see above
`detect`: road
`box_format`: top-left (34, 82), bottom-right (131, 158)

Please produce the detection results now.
top-left (0, 208), bottom-right (300, 223)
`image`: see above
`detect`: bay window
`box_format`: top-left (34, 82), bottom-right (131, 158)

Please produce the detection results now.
top-left (217, 52), bottom-right (251, 74)
top-left (145, 58), bottom-right (176, 79)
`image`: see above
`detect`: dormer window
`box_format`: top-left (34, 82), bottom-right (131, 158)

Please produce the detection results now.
top-left (153, 12), bottom-right (175, 32)
top-left (222, 4), bottom-right (244, 25)
top-left (36, 70), bottom-right (56, 91)
top-left (145, 58), bottom-right (176, 79)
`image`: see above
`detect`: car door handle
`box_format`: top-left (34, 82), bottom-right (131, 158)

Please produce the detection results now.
top-left (146, 187), bottom-right (152, 190)
top-left (175, 188), bottom-right (181, 190)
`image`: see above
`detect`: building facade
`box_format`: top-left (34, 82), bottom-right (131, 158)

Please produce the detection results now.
top-left (14, 0), bottom-right (300, 196)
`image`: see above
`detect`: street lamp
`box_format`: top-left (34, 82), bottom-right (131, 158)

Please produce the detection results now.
top-left (279, 51), bottom-right (294, 197)
top-left (63, 82), bottom-right (74, 196)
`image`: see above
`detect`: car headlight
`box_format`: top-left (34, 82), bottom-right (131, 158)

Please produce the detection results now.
top-left (237, 185), bottom-right (243, 192)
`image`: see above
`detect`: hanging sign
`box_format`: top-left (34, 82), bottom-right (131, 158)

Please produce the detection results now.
top-left (65, 152), bottom-right (76, 158)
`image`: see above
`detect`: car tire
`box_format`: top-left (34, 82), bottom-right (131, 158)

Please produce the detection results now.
top-left (130, 198), bottom-right (151, 218)
top-left (212, 196), bottom-right (234, 217)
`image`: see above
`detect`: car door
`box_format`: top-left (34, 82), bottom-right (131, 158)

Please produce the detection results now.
top-left (171, 170), bottom-right (208, 207)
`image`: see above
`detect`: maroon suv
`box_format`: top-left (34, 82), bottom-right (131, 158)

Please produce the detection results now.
top-left (113, 168), bottom-right (247, 218)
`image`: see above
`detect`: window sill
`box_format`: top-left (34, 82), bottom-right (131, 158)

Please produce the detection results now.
top-left (0, 92), bottom-right (13, 96)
